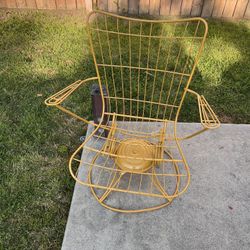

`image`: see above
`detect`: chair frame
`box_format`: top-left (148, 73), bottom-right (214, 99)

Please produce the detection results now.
top-left (45, 10), bottom-right (220, 213)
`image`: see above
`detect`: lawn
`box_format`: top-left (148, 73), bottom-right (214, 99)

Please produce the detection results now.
top-left (0, 10), bottom-right (249, 249)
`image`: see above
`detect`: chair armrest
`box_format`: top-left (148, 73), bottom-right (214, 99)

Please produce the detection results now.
top-left (198, 95), bottom-right (220, 129)
top-left (187, 89), bottom-right (220, 129)
top-left (44, 77), bottom-right (99, 125)
top-left (177, 89), bottom-right (220, 140)
top-left (45, 77), bottom-right (98, 106)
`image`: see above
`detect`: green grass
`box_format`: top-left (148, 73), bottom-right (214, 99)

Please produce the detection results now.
top-left (0, 10), bottom-right (249, 249)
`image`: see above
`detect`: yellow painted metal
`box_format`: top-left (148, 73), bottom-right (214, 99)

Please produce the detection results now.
top-left (45, 10), bottom-right (220, 213)
top-left (115, 138), bottom-right (155, 173)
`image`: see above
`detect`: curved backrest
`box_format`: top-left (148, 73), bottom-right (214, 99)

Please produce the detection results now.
top-left (87, 11), bottom-right (207, 122)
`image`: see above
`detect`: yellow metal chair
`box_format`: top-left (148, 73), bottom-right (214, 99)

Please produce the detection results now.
top-left (45, 11), bottom-right (220, 213)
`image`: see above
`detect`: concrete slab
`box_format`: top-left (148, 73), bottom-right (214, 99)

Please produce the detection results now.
top-left (62, 123), bottom-right (250, 250)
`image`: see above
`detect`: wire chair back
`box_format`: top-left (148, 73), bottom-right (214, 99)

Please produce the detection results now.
top-left (87, 11), bottom-right (208, 122)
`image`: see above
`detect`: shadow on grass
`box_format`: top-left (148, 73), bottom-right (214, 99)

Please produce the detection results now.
top-left (0, 11), bottom-right (95, 250)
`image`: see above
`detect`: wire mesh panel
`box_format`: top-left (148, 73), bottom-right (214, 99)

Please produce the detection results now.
top-left (87, 11), bottom-right (207, 122)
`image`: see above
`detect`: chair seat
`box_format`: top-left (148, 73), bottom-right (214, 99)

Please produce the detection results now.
top-left (69, 119), bottom-right (190, 212)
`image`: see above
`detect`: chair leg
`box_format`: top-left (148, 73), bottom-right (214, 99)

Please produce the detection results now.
top-left (152, 150), bottom-right (181, 200)
top-left (152, 175), bottom-right (173, 202)
top-left (95, 172), bottom-right (125, 203)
